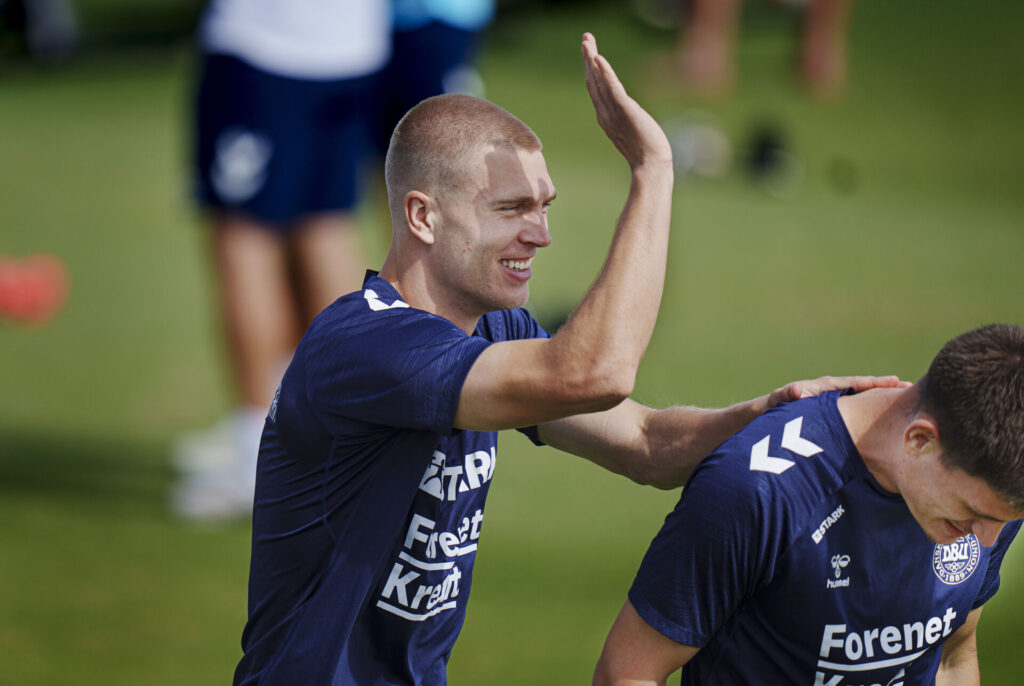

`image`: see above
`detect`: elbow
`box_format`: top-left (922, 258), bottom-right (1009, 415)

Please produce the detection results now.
top-left (574, 364), bottom-right (635, 413)
top-left (625, 461), bottom-right (678, 490)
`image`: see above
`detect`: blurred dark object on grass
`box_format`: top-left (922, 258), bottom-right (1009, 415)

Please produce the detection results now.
top-left (745, 119), bottom-right (803, 198)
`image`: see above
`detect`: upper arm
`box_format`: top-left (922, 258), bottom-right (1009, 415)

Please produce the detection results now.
top-left (936, 606), bottom-right (982, 685)
top-left (454, 337), bottom-right (634, 431)
top-left (594, 600), bottom-right (698, 686)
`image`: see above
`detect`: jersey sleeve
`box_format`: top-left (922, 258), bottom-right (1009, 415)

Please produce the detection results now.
top-left (305, 304), bottom-right (492, 436)
top-left (972, 519), bottom-right (1022, 608)
top-left (628, 456), bottom-right (777, 648)
top-left (479, 307), bottom-right (552, 445)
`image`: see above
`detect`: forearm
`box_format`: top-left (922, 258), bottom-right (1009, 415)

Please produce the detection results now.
top-left (551, 166), bottom-right (673, 388)
top-left (935, 655), bottom-right (979, 686)
top-left (639, 396), bottom-right (768, 488)
top-left (544, 33), bottom-right (675, 400)
top-left (936, 607), bottom-right (981, 686)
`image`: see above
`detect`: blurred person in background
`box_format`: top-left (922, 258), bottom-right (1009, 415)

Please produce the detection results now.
top-left (172, 0), bottom-right (391, 520)
top-left (174, 0), bottom-right (498, 521)
top-left (375, 0), bottom-right (495, 150)
top-left (0, 0), bottom-right (77, 60)
top-left (674, 0), bottom-right (855, 100)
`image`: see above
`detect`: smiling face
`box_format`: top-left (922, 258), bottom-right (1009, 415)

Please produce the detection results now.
top-left (428, 144), bottom-right (556, 325)
top-left (898, 421), bottom-right (1023, 547)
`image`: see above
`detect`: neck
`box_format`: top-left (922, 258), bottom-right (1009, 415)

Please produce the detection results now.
top-left (378, 258), bottom-right (480, 335)
top-left (837, 385), bottom-right (921, 494)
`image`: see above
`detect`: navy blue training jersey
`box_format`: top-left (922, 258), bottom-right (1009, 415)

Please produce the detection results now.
top-left (630, 391), bottom-right (1021, 686)
top-left (234, 273), bottom-right (548, 685)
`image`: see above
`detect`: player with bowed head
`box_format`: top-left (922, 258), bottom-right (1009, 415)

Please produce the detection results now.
top-left (233, 34), bottom-right (904, 685)
top-left (595, 323), bottom-right (1024, 686)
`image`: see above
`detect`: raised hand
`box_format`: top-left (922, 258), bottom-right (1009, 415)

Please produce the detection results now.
top-left (582, 32), bottom-right (673, 172)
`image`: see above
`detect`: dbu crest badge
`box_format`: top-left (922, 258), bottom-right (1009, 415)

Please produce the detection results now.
top-left (932, 535), bottom-right (981, 585)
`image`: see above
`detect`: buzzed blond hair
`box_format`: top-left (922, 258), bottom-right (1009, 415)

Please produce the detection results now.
top-left (385, 93), bottom-right (542, 223)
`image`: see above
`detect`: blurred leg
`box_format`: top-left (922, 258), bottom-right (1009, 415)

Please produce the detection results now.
top-left (172, 213), bottom-right (296, 520)
top-left (290, 213), bottom-right (366, 326)
top-left (800, 0), bottom-right (854, 98)
top-left (675, 0), bottom-right (742, 99)
top-left (212, 213), bottom-right (300, 409)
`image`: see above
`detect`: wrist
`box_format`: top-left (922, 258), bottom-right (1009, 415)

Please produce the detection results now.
top-left (629, 156), bottom-right (674, 181)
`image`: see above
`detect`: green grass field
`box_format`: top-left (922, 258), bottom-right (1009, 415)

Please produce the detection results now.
top-left (1, 1), bottom-right (1022, 683)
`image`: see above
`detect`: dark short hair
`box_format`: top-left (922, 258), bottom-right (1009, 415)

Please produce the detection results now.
top-left (919, 323), bottom-right (1024, 507)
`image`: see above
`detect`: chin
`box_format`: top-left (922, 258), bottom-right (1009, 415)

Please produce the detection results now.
top-left (488, 289), bottom-right (529, 313)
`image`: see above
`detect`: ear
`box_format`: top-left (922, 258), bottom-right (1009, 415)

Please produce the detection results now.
top-left (904, 415), bottom-right (940, 458)
top-left (404, 191), bottom-right (436, 246)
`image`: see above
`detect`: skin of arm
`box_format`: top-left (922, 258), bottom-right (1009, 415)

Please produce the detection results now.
top-left (454, 33), bottom-right (674, 431)
top-left (539, 375), bottom-right (908, 489)
top-left (593, 600), bottom-right (698, 686)
top-left (935, 606), bottom-right (982, 686)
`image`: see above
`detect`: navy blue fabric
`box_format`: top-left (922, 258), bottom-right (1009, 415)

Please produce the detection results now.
top-left (372, 21), bottom-right (483, 154)
top-left (195, 53), bottom-right (378, 225)
top-left (234, 273), bottom-right (549, 685)
top-left (630, 391), bottom-right (1021, 686)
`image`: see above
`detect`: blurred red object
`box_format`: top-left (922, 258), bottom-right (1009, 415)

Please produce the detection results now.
top-left (0, 253), bottom-right (70, 327)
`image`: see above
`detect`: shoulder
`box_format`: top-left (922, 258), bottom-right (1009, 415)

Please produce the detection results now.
top-left (301, 285), bottom-right (489, 380)
top-left (687, 393), bottom-right (855, 522)
top-left (313, 286), bottom-right (464, 345)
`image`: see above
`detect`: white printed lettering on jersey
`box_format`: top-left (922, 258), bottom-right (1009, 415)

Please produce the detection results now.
top-left (814, 667), bottom-right (906, 686)
top-left (363, 288), bottom-right (410, 311)
top-left (814, 608), bottom-right (956, 683)
top-left (932, 535), bottom-right (980, 585)
top-left (812, 505), bottom-right (846, 544)
top-left (418, 447), bottom-right (495, 502)
top-left (376, 509), bottom-right (484, 621)
top-left (749, 417), bottom-right (823, 474)
top-left (826, 553), bottom-right (851, 589)
top-left (210, 127), bottom-right (272, 203)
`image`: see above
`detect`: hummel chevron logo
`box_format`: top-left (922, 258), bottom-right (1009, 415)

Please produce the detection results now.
top-left (781, 417), bottom-right (823, 458)
top-left (365, 289), bottom-right (410, 311)
top-left (749, 436), bottom-right (795, 474)
top-left (749, 417), bottom-right (823, 474)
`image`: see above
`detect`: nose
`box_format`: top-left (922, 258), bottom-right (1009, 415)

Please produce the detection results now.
top-left (972, 520), bottom-right (1006, 547)
top-left (519, 210), bottom-right (552, 248)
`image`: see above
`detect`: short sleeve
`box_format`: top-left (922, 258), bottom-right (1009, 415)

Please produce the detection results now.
top-left (972, 519), bottom-right (1022, 608)
top-left (628, 458), bottom-right (775, 648)
top-left (480, 307), bottom-right (551, 445)
top-left (305, 303), bottom-right (491, 436)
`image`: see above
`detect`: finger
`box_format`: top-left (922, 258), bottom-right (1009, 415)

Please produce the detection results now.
top-left (581, 34), bottom-right (625, 101)
top-left (841, 375), bottom-right (911, 391)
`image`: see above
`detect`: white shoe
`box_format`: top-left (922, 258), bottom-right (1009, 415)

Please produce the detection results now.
top-left (170, 466), bottom-right (255, 521)
top-left (170, 408), bottom-right (265, 521)
top-left (171, 417), bottom-right (235, 475)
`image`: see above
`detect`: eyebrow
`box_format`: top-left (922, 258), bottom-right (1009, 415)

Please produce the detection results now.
top-left (965, 503), bottom-right (1011, 523)
top-left (492, 191), bottom-right (557, 207)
